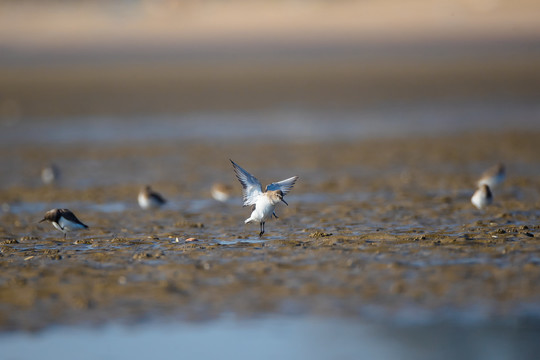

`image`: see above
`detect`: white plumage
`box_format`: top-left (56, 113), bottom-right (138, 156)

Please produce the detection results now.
top-left (471, 184), bottom-right (493, 210)
top-left (231, 159), bottom-right (298, 237)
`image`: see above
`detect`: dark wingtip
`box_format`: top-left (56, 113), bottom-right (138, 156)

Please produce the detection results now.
top-left (230, 160), bottom-right (243, 180)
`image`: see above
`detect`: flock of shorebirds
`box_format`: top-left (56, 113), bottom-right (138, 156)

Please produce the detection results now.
top-left (38, 161), bottom-right (503, 239)
top-left (39, 160), bottom-right (298, 239)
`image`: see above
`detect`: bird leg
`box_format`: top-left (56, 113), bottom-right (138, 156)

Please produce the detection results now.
top-left (272, 211), bottom-right (279, 219)
top-left (259, 222), bottom-right (265, 238)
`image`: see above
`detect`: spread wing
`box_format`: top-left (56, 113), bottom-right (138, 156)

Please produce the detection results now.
top-left (265, 176), bottom-right (299, 196)
top-left (230, 160), bottom-right (263, 206)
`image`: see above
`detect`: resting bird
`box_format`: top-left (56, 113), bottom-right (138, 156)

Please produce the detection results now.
top-left (477, 163), bottom-right (505, 189)
top-left (138, 185), bottom-right (166, 210)
top-left (471, 184), bottom-right (493, 210)
top-left (211, 182), bottom-right (234, 202)
top-left (40, 208), bottom-right (88, 239)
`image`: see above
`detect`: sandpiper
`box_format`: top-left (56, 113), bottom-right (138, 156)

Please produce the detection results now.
top-left (138, 185), bottom-right (166, 210)
top-left (477, 163), bottom-right (505, 189)
top-left (230, 159), bottom-right (298, 237)
top-left (211, 182), bottom-right (234, 202)
top-left (41, 164), bottom-right (60, 185)
top-left (40, 208), bottom-right (88, 239)
top-left (471, 184), bottom-right (493, 210)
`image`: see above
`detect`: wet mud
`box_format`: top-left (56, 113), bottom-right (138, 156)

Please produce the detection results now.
top-left (1, 131), bottom-right (539, 331)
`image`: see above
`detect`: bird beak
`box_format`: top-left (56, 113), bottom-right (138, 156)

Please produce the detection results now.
top-left (39, 218), bottom-right (46, 223)
top-left (281, 198), bottom-right (289, 206)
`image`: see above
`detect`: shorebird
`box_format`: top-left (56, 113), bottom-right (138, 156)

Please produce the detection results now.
top-left (138, 185), bottom-right (166, 210)
top-left (40, 208), bottom-right (88, 239)
top-left (471, 184), bottom-right (493, 210)
top-left (230, 159), bottom-right (298, 237)
top-left (211, 182), bottom-right (234, 202)
top-left (41, 164), bottom-right (60, 185)
top-left (477, 163), bottom-right (505, 189)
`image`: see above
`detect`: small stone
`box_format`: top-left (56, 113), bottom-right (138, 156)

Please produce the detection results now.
top-left (185, 238), bottom-right (198, 242)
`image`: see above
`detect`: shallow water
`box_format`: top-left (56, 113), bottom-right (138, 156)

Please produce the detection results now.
top-left (3, 316), bottom-right (540, 360)
top-left (2, 100), bottom-right (540, 146)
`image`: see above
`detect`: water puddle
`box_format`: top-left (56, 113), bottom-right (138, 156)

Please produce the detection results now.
top-left (2, 201), bottom-right (131, 215)
top-left (218, 238), bottom-right (267, 245)
top-left (216, 236), bottom-right (290, 245)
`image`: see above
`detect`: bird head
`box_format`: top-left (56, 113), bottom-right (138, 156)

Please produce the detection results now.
top-left (274, 190), bottom-right (288, 206)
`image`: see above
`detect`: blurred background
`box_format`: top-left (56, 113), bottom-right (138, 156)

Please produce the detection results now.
top-left (1, 0), bottom-right (539, 144)
top-left (2, 3), bottom-right (540, 356)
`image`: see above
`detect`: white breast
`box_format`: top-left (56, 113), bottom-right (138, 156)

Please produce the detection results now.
top-left (252, 197), bottom-right (275, 222)
top-left (58, 217), bottom-right (86, 232)
top-left (138, 193), bottom-right (149, 209)
top-left (52, 221), bottom-right (64, 232)
top-left (138, 193), bottom-right (163, 209)
top-left (211, 188), bottom-right (230, 202)
top-left (471, 189), bottom-right (492, 209)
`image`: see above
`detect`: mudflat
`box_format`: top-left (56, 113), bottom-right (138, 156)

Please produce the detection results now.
top-left (1, 131), bottom-right (539, 331)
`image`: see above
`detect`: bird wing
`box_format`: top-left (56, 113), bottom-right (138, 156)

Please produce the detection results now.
top-left (230, 160), bottom-right (263, 206)
top-left (150, 192), bottom-right (167, 204)
top-left (59, 209), bottom-right (88, 228)
top-left (265, 176), bottom-right (299, 195)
